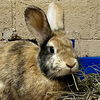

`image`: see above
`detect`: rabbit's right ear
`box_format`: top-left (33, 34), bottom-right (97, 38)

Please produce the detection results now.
top-left (47, 2), bottom-right (64, 32)
top-left (24, 6), bottom-right (52, 45)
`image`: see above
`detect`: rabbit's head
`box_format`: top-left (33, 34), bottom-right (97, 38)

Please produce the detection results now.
top-left (24, 5), bottom-right (78, 78)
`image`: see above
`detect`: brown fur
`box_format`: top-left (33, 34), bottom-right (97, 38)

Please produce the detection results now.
top-left (25, 6), bottom-right (52, 45)
top-left (0, 5), bottom-right (78, 100)
top-left (0, 41), bottom-right (66, 100)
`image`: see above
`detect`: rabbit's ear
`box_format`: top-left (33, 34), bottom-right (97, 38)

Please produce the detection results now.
top-left (47, 2), bottom-right (64, 32)
top-left (24, 6), bottom-right (52, 45)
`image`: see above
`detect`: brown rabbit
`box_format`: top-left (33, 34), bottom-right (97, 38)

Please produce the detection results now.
top-left (0, 5), bottom-right (79, 100)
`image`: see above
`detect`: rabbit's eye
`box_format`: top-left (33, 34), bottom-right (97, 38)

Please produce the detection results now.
top-left (48, 46), bottom-right (55, 54)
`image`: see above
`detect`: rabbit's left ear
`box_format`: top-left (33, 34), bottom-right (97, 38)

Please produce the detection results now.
top-left (24, 6), bottom-right (52, 45)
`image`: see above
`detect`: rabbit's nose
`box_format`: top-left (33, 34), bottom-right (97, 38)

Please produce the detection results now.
top-left (66, 63), bottom-right (76, 68)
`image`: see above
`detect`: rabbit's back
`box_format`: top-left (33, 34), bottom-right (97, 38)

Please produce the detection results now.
top-left (0, 40), bottom-right (40, 76)
top-left (0, 41), bottom-right (39, 99)
top-left (0, 41), bottom-right (42, 99)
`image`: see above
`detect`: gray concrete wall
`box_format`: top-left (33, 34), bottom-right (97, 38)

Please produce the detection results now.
top-left (0, 0), bottom-right (100, 57)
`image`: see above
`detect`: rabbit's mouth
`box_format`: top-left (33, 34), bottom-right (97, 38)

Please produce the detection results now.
top-left (56, 63), bottom-right (78, 77)
top-left (69, 69), bottom-right (76, 74)
top-left (47, 66), bottom-right (78, 78)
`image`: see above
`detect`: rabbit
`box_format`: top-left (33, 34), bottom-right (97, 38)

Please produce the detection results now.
top-left (0, 4), bottom-right (79, 100)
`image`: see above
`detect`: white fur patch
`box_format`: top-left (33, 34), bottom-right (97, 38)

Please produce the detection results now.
top-left (47, 41), bottom-right (54, 47)
top-left (0, 81), bottom-right (5, 89)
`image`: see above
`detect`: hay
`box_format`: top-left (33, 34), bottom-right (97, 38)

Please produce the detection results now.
top-left (46, 65), bottom-right (100, 100)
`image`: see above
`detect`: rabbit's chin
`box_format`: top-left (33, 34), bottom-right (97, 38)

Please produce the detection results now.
top-left (47, 67), bottom-right (78, 78)
top-left (55, 70), bottom-right (77, 77)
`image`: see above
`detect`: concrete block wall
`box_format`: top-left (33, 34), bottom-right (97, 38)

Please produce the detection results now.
top-left (0, 0), bottom-right (100, 57)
